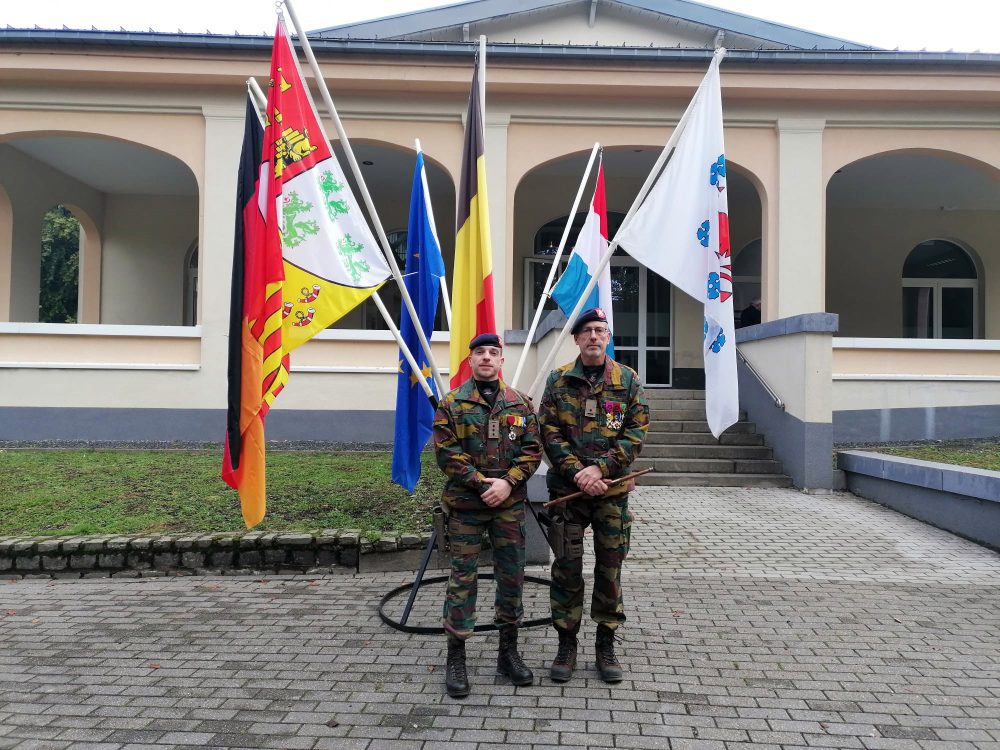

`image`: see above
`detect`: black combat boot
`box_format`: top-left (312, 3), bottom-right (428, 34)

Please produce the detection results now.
top-left (445, 636), bottom-right (470, 698)
top-left (549, 626), bottom-right (578, 682)
top-left (595, 624), bottom-right (623, 683)
top-left (496, 625), bottom-right (533, 686)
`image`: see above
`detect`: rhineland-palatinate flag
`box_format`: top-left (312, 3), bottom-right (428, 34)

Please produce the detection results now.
top-left (266, 20), bottom-right (391, 350)
top-left (222, 95), bottom-right (287, 528)
top-left (551, 158), bottom-right (615, 358)
top-left (391, 150), bottom-right (445, 493)
top-left (615, 50), bottom-right (738, 438)
top-left (223, 21), bottom-right (392, 527)
top-left (449, 61), bottom-right (496, 388)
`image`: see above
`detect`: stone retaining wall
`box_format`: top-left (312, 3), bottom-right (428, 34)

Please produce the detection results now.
top-left (0, 530), bottom-right (434, 579)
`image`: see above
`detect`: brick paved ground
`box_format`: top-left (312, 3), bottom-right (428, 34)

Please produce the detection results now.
top-left (1, 487), bottom-right (998, 749)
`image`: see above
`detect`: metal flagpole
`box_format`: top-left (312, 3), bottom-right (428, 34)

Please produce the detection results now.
top-left (525, 51), bottom-right (724, 399)
top-left (282, 0), bottom-right (448, 399)
top-left (414, 138), bottom-right (452, 330)
top-left (509, 142), bottom-right (600, 390)
top-left (246, 75), bottom-right (437, 402)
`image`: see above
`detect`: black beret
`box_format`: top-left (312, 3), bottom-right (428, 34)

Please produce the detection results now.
top-left (571, 307), bottom-right (609, 335)
top-left (469, 332), bottom-right (502, 350)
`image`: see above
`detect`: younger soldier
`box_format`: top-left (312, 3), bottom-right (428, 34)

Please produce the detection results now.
top-left (539, 307), bottom-right (649, 683)
top-left (433, 333), bottom-right (542, 698)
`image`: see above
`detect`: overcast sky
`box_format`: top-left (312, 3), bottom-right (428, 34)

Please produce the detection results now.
top-left (5, 0), bottom-right (999, 53)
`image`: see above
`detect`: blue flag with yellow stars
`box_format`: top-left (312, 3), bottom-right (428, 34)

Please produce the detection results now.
top-left (392, 150), bottom-right (446, 492)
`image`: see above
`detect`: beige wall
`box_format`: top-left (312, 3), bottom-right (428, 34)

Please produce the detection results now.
top-left (100, 194), bottom-right (198, 326)
top-left (827, 207), bottom-right (998, 338)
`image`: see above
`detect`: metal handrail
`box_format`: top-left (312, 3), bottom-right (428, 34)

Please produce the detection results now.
top-left (736, 345), bottom-right (785, 411)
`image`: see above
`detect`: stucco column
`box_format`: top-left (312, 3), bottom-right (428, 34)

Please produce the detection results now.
top-left (485, 112), bottom-right (510, 329)
top-left (0, 184), bottom-right (11, 322)
top-left (776, 118), bottom-right (826, 318)
top-left (200, 104), bottom-right (246, 405)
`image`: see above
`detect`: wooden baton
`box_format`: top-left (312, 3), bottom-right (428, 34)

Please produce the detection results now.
top-left (542, 467), bottom-right (653, 508)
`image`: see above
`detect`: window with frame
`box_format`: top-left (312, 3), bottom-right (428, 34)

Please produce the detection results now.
top-left (352, 230), bottom-right (447, 332)
top-left (901, 239), bottom-right (978, 339)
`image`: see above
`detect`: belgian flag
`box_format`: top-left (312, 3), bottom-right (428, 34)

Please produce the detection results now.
top-left (449, 60), bottom-right (497, 388)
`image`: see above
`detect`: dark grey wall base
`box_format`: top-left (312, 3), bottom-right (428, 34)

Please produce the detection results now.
top-left (838, 450), bottom-right (1000, 551)
top-left (738, 362), bottom-right (833, 489)
top-left (0, 407), bottom-right (396, 443)
top-left (835, 404), bottom-right (1000, 444)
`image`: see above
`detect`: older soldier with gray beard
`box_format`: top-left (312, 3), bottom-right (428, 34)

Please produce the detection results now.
top-left (539, 307), bottom-right (649, 684)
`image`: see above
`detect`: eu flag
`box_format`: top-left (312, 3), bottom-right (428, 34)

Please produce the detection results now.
top-left (391, 151), bottom-right (446, 492)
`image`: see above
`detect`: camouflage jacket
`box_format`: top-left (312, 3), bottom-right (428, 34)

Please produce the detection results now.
top-left (539, 357), bottom-right (649, 498)
top-left (433, 378), bottom-right (542, 510)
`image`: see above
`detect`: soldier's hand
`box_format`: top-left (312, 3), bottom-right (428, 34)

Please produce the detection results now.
top-left (481, 477), bottom-right (513, 507)
top-left (574, 465), bottom-right (608, 496)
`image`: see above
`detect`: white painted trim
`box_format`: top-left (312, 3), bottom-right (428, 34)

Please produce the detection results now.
top-left (0, 362), bottom-right (200, 371)
top-left (311, 329), bottom-right (449, 342)
top-left (833, 373), bottom-right (1000, 381)
top-left (833, 338), bottom-right (1000, 351)
top-left (0, 323), bottom-right (202, 338)
top-left (291, 365), bottom-right (451, 374)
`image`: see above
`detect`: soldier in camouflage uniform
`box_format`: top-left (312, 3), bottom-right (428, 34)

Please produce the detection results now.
top-left (539, 307), bottom-right (649, 683)
top-left (433, 333), bottom-right (542, 698)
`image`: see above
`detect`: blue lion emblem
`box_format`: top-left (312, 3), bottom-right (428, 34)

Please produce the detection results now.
top-left (697, 220), bottom-right (710, 247)
top-left (707, 272), bottom-right (721, 300)
top-left (710, 154), bottom-right (726, 187)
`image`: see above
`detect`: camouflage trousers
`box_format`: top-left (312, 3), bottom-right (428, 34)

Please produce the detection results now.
top-left (550, 493), bottom-right (632, 633)
top-left (442, 503), bottom-right (526, 641)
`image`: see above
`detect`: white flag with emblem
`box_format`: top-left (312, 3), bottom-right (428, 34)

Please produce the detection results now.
top-left (615, 51), bottom-right (738, 438)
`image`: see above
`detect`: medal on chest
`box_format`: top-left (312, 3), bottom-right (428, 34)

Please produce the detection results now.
top-left (605, 400), bottom-right (624, 430)
top-left (505, 415), bottom-right (524, 440)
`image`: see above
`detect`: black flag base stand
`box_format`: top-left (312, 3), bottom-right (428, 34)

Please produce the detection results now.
top-left (377, 503), bottom-right (556, 635)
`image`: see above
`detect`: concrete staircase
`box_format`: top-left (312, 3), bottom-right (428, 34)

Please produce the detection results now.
top-left (634, 389), bottom-right (793, 488)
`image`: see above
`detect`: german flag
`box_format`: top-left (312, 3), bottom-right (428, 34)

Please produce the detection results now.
top-left (221, 95), bottom-right (289, 528)
top-left (223, 21), bottom-right (391, 527)
top-left (449, 60), bottom-right (496, 389)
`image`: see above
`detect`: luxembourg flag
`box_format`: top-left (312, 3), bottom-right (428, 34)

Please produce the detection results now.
top-left (615, 50), bottom-right (738, 438)
top-left (551, 158), bottom-right (615, 358)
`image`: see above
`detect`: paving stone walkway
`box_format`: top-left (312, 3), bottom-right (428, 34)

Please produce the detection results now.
top-left (1, 487), bottom-right (998, 749)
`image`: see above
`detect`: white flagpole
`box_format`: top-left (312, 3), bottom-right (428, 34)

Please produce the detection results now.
top-left (526, 51), bottom-right (724, 398)
top-left (510, 142), bottom-right (600, 390)
top-left (414, 138), bottom-right (452, 330)
top-left (247, 78), bottom-right (267, 125)
top-left (246, 73), bottom-right (436, 401)
top-left (282, 0), bottom-right (448, 398)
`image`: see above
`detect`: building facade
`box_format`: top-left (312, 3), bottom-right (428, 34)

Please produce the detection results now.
top-left (1, 0), bottom-right (998, 486)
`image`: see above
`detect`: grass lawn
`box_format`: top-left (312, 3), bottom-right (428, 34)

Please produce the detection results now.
top-left (870, 441), bottom-right (1000, 472)
top-left (0, 448), bottom-right (444, 539)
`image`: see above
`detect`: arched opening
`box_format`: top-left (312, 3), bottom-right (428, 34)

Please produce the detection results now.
top-left (328, 141), bottom-right (456, 331)
top-left (902, 239), bottom-right (979, 339)
top-left (514, 146), bottom-right (763, 386)
top-left (0, 133), bottom-right (199, 324)
top-left (183, 242), bottom-right (198, 326)
top-left (38, 205), bottom-right (80, 323)
top-left (733, 238), bottom-right (761, 328)
top-left (826, 149), bottom-right (997, 338)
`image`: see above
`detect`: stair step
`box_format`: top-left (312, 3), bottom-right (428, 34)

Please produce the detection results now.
top-left (642, 444), bottom-right (773, 459)
top-left (634, 458), bottom-right (784, 474)
top-left (646, 389), bottom-right (704, 400)
top-left (636, 472), bottom-right (794, 488)
top-left (644, 399), bottom-right (710, 410)
top-left (645, 431), bottom-right (764, 446)
top-left (650, 409), bottom-right (747, 421)
top-left (648, 420), bottom-right (757, 434)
